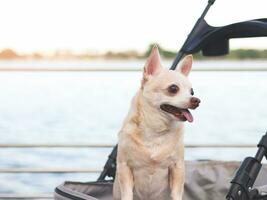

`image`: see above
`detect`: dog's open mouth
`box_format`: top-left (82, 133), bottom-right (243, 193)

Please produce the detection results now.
top-left (160, 104), bottom-right (194, 122)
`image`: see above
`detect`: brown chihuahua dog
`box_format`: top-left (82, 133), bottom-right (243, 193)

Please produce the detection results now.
top-left (113, 46), bottom-right (200, 200)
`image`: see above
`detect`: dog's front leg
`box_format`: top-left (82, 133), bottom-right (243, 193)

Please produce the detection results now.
top-left (169, 161), bottom-right (185, 200)
top-left (117, 161), bottom-right (134, 200)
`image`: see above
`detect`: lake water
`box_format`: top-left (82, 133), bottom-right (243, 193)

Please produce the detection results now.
top-left (0, 59), bottom-right (267, 194)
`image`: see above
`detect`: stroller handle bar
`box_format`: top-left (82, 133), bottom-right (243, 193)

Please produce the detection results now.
top-left (170, 0), bottom-right (215, 70)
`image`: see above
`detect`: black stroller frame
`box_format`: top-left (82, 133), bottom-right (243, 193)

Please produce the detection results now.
top-left (97, 1), bottom-right (267, 200)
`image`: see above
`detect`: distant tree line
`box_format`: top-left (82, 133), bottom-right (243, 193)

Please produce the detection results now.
top-left (145, 44), bottom-right (267, 60)
top-left (0, 49), bottom-right (20, 59)
top-left (0, 45), bottom-right (266, 60)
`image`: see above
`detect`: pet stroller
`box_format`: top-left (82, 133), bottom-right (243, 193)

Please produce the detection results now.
top-left (55, 0), bottom-right (267, 199)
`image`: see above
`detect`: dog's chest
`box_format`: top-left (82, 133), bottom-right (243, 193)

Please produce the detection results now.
top-left (128, 132), bottom-right (181, 169)
top-left (127, 132), bottom-right (182, 200)
top-left (148, 145), bottom-right (178, 168)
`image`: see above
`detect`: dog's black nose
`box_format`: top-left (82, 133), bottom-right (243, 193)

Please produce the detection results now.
top-left (191, 97), bottom-right (201, 104)
top-left (190, 97), bottom-right (201, 109)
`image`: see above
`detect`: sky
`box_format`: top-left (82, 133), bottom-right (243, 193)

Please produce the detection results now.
top-left (0, 0), bottom-right (266, 54)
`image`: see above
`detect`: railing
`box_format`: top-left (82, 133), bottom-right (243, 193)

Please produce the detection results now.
top-left (0, 143), bottom-right (258, 199)
top-left (0, 194), bottom-right (53, 199)
top-left (0, 143), bottom-right (257, 148)
top-left (0, 143), bottom-right (259, 199)
top-left (0, 67), bottom-right (266, 72)
top-left (0, 143), bottom-right (256, 173)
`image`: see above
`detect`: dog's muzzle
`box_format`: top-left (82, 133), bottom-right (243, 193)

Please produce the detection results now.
top-left (160, 104), bottom-right (194, 122)
top-left (160, 97), bottom-right (200, 123)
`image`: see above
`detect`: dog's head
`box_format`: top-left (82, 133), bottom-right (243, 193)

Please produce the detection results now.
top-left (141, 45), bottom-right (200, 123)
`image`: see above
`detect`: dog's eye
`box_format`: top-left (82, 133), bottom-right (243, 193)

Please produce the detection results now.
top-left (168, 84), bottom-right (179, 94)
top-left (191, 88), bottom-right (194, 95)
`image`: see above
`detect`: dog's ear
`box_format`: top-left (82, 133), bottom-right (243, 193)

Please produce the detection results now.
top-left (176, 55), bottom-right (193, 76)
top-left (143, 45), bottom-right (162, 77)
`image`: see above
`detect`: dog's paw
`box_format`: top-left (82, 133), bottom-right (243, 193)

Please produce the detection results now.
top-left (171, 193), bottom-right (183, 200)
top-left (172, 197), bottom-right (182, 200)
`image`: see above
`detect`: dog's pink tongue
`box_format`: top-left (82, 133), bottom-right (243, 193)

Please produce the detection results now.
top-left (181, 110), bottom-right (194, 123)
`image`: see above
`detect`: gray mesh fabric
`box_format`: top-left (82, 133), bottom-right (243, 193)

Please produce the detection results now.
top-left (54, 161), bottom-right (267, 200)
